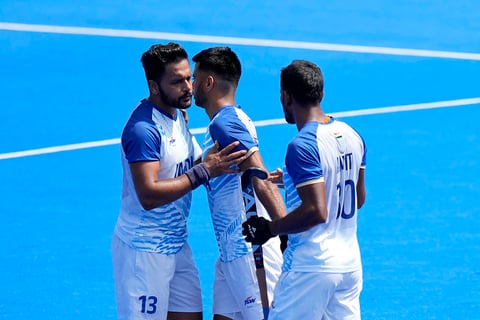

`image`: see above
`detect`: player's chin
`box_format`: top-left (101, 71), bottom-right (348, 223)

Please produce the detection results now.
top-left (179, 97), bottom-right (192, 108)
top-left (193, 96), bottom-right (206, 108)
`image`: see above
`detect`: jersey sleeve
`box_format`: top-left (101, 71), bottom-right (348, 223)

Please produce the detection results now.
top-left (122, 121), bottom-right (161, 163)
top-left (285, 137), bottom-right (323, 188)
top-left (209, 116), bottom-right (257, 152)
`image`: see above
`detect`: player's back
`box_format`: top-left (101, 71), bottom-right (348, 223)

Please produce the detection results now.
top-left (282, 118), bottom-right (366, 273)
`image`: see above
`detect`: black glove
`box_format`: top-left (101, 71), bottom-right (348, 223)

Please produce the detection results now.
top-left (279, 234), bottom-right (288, 253)
top-left (242, 216), bottom-right (274, 245)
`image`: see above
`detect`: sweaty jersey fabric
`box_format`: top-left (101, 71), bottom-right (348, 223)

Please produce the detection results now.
top-left (202, 105), bottom-right (258, 262)
top-left (282, 118), bottom-right (366, 273)
top-left (114, 99), bottom-right (202, 254)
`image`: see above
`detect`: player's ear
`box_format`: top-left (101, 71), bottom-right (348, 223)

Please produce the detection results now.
top-left (280, 90), bottom-right (292, 106)
top-left (205, 75), bottom-right (215, 92)
top-left (148, 80), bottom-right (160, 95)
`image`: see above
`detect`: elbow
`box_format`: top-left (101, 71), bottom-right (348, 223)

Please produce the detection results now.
top-left (140, 199), bottom-right (157, 211)
top-left (311, 205), bottom-right (327, 225)
top-left (357, 199), bottom-right (365, 210)
top-left (317, 210), bottom-right (327, 224)
top-left (356, 170), bottom-right (366, 209)
top-left (138, 193), bottom-right (163, 211)
top-left (142, 204), bottom-right (156, 211)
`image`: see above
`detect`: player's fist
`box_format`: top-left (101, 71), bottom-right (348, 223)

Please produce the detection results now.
top-left (242, 216), bottom-right (273, 245)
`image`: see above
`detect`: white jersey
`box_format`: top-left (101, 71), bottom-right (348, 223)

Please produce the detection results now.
top-left (114, 99), bottom-right (202, 254)
top-left (202, 105), bottom-right (258, 262)
top-left (282, 118), bottom-right (366, 273)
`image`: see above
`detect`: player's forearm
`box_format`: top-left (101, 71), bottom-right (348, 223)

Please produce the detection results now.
top-left (356, 169), bottom-right (366, 209)
top-left (254, 179), bottom-right (287, 220)
top-left (269, 203), bottom-right (326, 235)
top-left (135, 175), bottom-right (195, 210)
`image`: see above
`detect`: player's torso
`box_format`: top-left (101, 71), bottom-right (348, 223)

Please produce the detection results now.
top-left (202, 106), bottom-right (258, 262)
top-left (151, 107), bottom-right (196, 179)
top-left (116, 102), bottom-right (195, 254)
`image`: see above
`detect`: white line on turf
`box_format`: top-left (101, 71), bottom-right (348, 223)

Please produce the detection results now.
top-left (1, 97), bottom-right (479, 160)
top-left (1, 22), bottom-right (480, 61)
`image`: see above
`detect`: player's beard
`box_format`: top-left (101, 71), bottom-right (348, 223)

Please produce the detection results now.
top-left (158, 84), bottom-right (192, 109)
top-left (281, 99), bottom-right (295, 124)
top-left (193, 85), bottom-right (206, 108)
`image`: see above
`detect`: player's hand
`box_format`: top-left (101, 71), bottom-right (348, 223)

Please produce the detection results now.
top-left (203, 141), bottom-right (247, 178)
top-left (242, 216), bottom-right (274, 245)
top-left (268, 168), bottom-right (284, 188)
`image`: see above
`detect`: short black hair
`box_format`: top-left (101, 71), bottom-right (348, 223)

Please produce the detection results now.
top-left (192, 47), bottom-right (241, 85)
top-left (280, 60), bottom-right (324, 105)
top-left (141, 42), bottom-right (189, 81)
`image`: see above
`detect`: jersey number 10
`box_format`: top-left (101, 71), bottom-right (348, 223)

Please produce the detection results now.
top-left (336, 179), bottom-right (356, 220)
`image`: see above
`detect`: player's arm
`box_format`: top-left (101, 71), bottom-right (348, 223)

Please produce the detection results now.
top-left (239, 150), bottom-right (286, 220)
top-left (356, 168), bottom-right (366, 209)
top-left (268, 139), bottom-right (327, 234)
top-left (269, 180), bottom-right (328, 235)
top-left (242, 180), bottom-right (327, 245)
top-left (130, 160), bottom-right (192, 209)
top-left (131, 141), bottom-right (247, 210)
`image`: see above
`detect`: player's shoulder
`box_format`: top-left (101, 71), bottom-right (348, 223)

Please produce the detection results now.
top-left (211, 105), bottom-right (243, 128)
top-left (215, 105), bottom-right (242, 118)
top-left (124, 104), bottom-right (155, 131)
top-left (332, 119), bottom-right (364, 138)
top-left (333, 118), bottom-right (352, 128)
top-left (126, 100), bottom-right (155, 124)
top-left (287, 128), bottom-right (317, 156)
top-left (122, 102), bottom-right (159, 141)
top-left (294, 121), bottom-right (321, 140)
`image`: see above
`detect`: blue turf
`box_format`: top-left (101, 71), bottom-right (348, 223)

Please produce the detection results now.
top-left (1, 1), bottom-right (479, 319)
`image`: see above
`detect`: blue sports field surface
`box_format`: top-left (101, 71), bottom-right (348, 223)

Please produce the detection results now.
top-left (1, 1), bottom-right (479, 319)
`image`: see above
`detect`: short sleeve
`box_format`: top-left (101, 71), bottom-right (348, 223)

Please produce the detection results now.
top-left (122, 121), bottom-right (161, 163)
top-left (285, 135), bottom-right (323, 187)
top-left (209, 114), bottom-right (256, 153)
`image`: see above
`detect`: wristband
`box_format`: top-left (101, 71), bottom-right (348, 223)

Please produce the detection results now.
top-left (185, 163), bottom-right (211, 189)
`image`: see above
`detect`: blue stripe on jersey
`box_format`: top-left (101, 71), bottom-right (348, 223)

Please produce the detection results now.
top-left (131, 200), bottom-right (188, 252)
top-left (208, 173), bottom-right (236, 198)
top-left (282, 168), bottom-right (301, 212)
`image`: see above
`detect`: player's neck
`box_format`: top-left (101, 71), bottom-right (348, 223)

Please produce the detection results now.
top-left (206, 96), bottom-right (236, 119)
top-left (296, 105), bottom-right (328, 130)
top-left (147, 97), bottom-right (177, 118)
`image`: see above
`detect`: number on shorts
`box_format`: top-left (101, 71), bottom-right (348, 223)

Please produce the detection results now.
top-left (139, 295), bottom-right (158, 314)
top-left (336, 179), bottom-right (356, 219)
